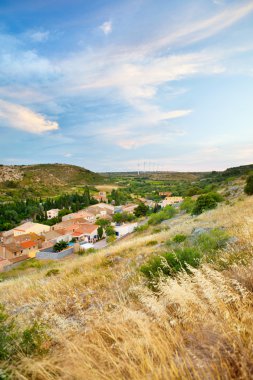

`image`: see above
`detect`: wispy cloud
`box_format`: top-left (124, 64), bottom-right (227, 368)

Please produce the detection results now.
top-left (0, 99), bottom-right (59, 134)
top-left (99, 21), bottom-right (112, 35)
top-left (30, 30), bottom-right (49, 42)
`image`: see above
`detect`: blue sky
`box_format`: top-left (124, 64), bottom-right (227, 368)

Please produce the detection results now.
top-left (1, 0), bottom-right (253, 172)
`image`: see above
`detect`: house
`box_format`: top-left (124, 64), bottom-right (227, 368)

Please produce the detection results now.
top-left (14, 232), bottom-right (44, 248)
top-left (159, 192), bottom-right (172, 197)
top-left (41, 230), bottom-right (71, 249)
top-left (87, 203), bottom-right (114, 219)
top-left (52, 217), bottom-right (91, 231)
top-left (0, 230), bottom-right (14, 245)
top-left (47, 209), bottom-right (60, 219)
top-left (12, 222), bottom-right (50, 237)
top-left (93, 191), bottom-right (108, 203)
top-left (0, 239), bottom-right (39, 259)
top-left (121, 204), bottom-right (138, 214)
top-left (114, 223), bottom-right (138, 238)
top-left (62, 210), bottom-right (96, 223)
top-left (70, 224), bottom-right (99, 243)
top-left (159, 197), bottom-right (183, 208)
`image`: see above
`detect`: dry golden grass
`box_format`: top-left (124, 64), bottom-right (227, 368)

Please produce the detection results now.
top-left (2, 196), bottom-right (253, 379)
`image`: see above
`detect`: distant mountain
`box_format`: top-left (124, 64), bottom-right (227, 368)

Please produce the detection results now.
top-left (0, 163), bottom-right (106, 200)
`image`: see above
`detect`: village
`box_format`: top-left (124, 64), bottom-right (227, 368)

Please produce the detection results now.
top-left (0, 191), bottom-right (183, 271)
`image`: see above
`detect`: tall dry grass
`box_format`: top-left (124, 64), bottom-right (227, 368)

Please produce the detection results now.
top-left (1, 196), bottom-right (253, 379)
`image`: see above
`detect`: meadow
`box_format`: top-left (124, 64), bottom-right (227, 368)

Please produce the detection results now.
top-left (1, 192), bottom-right (253, 379)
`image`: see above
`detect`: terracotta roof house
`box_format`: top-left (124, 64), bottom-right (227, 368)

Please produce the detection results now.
top-left (121, 204), bottom-right (138, 214)
top-left (71, 224), bottom-right (99, 243)
top-left (62, 210), bottom-right (95, 223)
top-left (93, 191), bottom-right (108, 203)
top-left (159, 192), bottom-right (172, 197)
top-left (41, 230), bottom-right (72, 249)
top-left (57, 223), bottom-right (99, 243)
top-left (52, 217), bottom-right (91, 231)
top-left (87, 203), bottom-right (114, 218)
top-left (0, 239), bottom-right (38, 260)
top-left (12, 222), bottom-right (50, 237)
top-left (159, 197), bottom-right (183, 208)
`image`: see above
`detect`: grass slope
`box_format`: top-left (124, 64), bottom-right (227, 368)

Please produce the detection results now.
top-left (1, 193), bottom-right (253, 379)
top-left (0, 164), bottom-right (106, 200)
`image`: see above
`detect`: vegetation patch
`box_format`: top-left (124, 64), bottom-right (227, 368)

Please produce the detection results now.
top-left (0, 304), bottom-right (48, 364)
top-left (140, 248), bottom-right (201, 282)
top-left (146, 240), bottom-right (158, 247)
top-left (148, 206), bottom-right (176, 225)
top-left (45, 268), bottom-right (60, 277)
top-left (172, 234), bottom-right (187, 243)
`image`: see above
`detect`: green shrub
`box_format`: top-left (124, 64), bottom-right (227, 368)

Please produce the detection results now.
top-left (140, 248), bottom-right (202, 281)
top-left (134, 224), bottom-right (149, 233)
top-left (53, 240), bottom-right (68, 252)
top-left (172, 234), bottom-right (187, 243)
top-left (0, 304), bottom-right (47, 362)
top-left (45, 268), bottom-right (60, 277)
top-left (0, 305), bottom-right (17, 360)
top-left (192, 193), bottom-right (219, 215)
top-left (180, 197), bottom-right (195, 214)
top-left (244, 174), bottom-right (253, 195)
top-left (20, 322), bottom-right (47, 355)
top-left (148, 206), bottom-right (176, 225)
top-left (106, 235), bottom-right (117, 243)
top-left (195, 229), bottom-right (230, 257)
top-left (134, 203), bottom-right (149, 217)
top-left (146, 240), bottom-right (158, 247)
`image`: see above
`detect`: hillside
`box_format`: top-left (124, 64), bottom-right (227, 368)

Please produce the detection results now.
top-left (1, 189), bottom-right (253, 379)
top-left (103, 170), bottom-right (205, 182)
top-left (0, 164), bottom-right (106, 200)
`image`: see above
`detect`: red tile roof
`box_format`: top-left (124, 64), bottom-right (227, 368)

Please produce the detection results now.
top-left (20, 240), bottom-right (37, 249)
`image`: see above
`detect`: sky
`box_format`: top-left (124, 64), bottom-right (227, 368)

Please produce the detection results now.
top-left (0, 0), bottom-right (253, 172)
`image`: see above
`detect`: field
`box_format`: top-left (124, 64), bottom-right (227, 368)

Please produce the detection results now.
top-left (1, 191), bottom-right (253, 379)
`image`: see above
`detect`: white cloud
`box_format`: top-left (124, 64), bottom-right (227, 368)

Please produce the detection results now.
top-left (99, 21), bottom-right (112, 35)
top-left (30, 31), bottom-right (49, 42)
top-left (0, 99), bottom-right (59, 134)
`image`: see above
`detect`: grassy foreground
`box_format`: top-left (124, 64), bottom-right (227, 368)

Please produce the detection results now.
top-left (1, 196), bottom-right (253, 379)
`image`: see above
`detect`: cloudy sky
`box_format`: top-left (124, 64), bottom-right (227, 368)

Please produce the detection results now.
top-left (1, 0), bottom-right (253, 172)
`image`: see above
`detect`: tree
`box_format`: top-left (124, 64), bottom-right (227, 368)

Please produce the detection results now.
top-left (180, 197), bottom-right (195, 214)
top-left (53, 240), bottom-right (68, 252)
top-left (192, 194), bottom-right (218, 215)
top-left (98, 226), bottom-right (103, 239)
top-left (134, 203), bottom-right (149, 217)
top-left (96, 218), bottom-right (111, 228)
top-left (105, 225), bottom-right (116, 236)
top-left (244, 174), bottom-right (253, 195)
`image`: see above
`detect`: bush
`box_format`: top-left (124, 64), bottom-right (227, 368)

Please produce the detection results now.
top-left (53, 240), bottom-right (68, 252)
top-left (45, 269), bottom-right (60, 277)
top-left (172, 234), bottom-right (187, 243)
top-left (140, 248), bottom-right (202, 281)
top-left (195, 229), bottom-right (230, 257)
top-left (146, 240), bottom-right (158, 246)
top-left (0, 304), bottom-right (47, 361)
top-left (180, 197), bottom-right (195, 214)
top-left (134, 203), bottom-right (149, 217)
top-left (244, 174), bottom-right (253, 195)
top-left (105, 225), bottom-right (116, 236)
top-left (192, 193), bottom-right (219, 215)
top-left (148, 206), bottom-right (176, 225)
top-left (134, 224), bottom-right (149, 233)
top-left (106, 235), bottom-right (117, 243)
